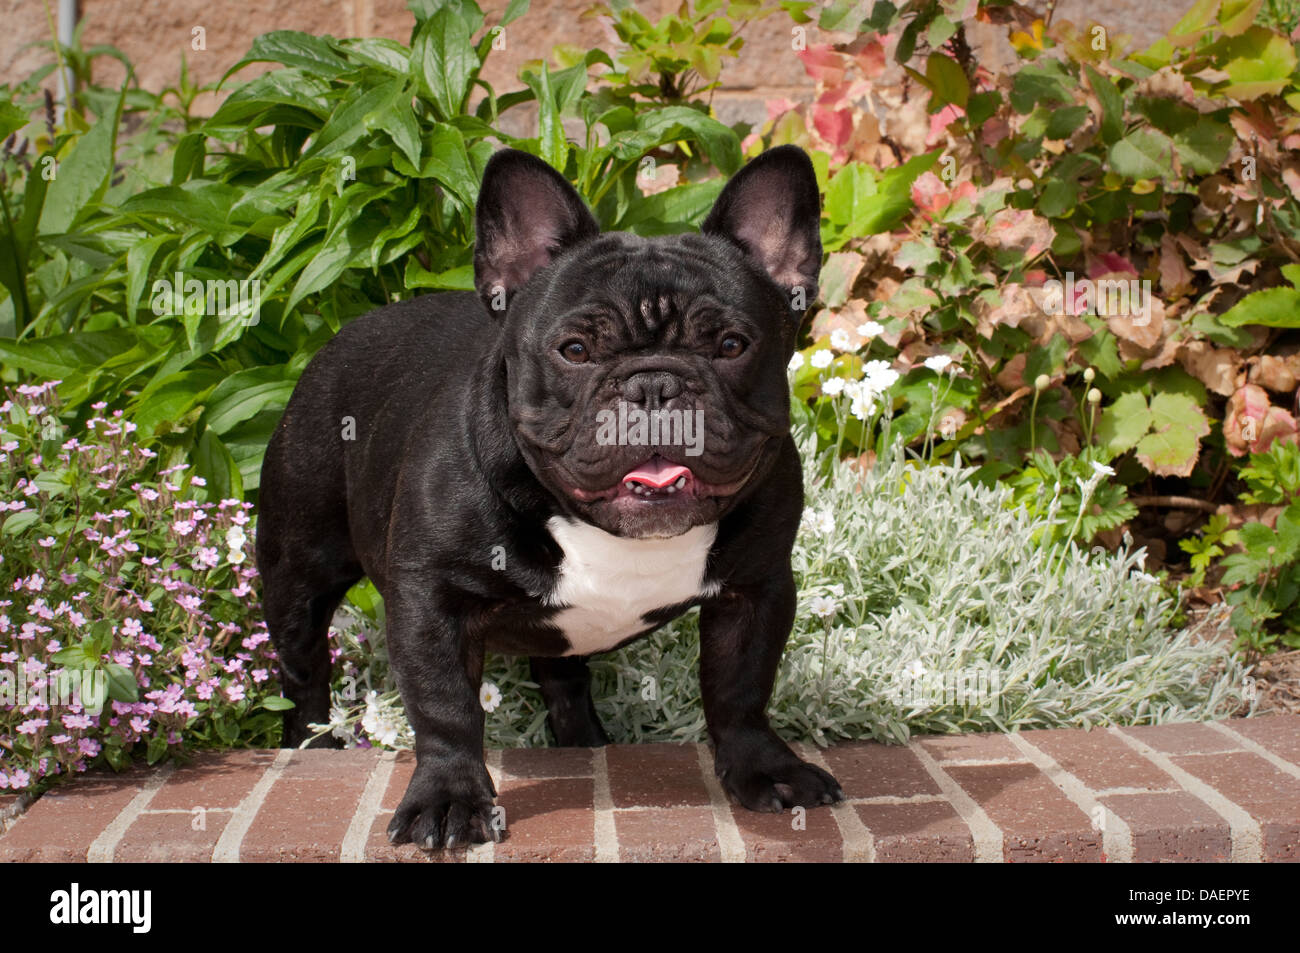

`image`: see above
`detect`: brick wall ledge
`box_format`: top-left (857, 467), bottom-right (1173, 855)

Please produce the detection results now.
top-left (2, 715), bottom-right (1297, 863)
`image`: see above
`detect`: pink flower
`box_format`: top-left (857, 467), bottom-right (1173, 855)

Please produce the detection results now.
top-left (225, 683), bottom-right (246, 702)
top-left (172, 520), bottom-right (195, 536)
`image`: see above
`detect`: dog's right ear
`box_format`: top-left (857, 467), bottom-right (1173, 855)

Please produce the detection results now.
top-left (473, 150), bottom-right (600, 314)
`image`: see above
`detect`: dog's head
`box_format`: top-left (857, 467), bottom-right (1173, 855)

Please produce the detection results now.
top-left (473, 146), bottom-right (821, 538)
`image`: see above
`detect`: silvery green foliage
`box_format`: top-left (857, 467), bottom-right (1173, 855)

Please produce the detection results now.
top-left (330, 428), bottom-right (1248, 749)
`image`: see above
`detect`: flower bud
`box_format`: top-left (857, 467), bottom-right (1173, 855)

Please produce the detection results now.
top-left (1034, 374), bottom-right (1050, 391)
top-left (1087, 388), bottom-right (1101, 404)
top-left (1083, 367), bottom-right (1095, 383)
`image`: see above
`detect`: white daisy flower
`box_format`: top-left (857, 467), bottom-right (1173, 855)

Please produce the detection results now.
top-left (856, 320), bottom-right (885, 338)
top-left (810, 349), bottom-right (834, 369)
top-left (829, 328), bottom-right (853, 351)
top-left (788, 352), bottom-right (805, 371)
top-left (821, 377), bottom-right (846, 396)
top-left (479, 681), bottom-right (502, 713)
top-left (923, 355), bottom-right (953, 373)
top-left (809, 596), bottom-right (838, 619)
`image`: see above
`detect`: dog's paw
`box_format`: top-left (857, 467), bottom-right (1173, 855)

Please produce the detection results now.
top-left (715, 742), bottom-right (845, 813)
top-left (386, 766), bottom-right (503, 850)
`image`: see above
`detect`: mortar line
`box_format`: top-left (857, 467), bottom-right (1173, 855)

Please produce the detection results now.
top-left (1110, 727), bottom-right (1262, 863)
top-left (213, 748), bottom-right (292, 863)
top-left (908, 740), bottom-right (1003, 862)
top-left (591, 746), bottom-right (619, 863)
top-left (88, 762), bottom-right (175, 863)
top-left (798, 742), bottom-right (874, 862)
top-left (340, 749), bottom-right (396, 863)
top-left (1208, 722), bottom-right (1300, 781)
top-left (696, 744), bottom-right (747, 863)
top-left (1009, 733), bottom-right (1132, 863)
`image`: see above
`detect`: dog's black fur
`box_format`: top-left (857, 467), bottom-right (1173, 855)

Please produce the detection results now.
top-left (256, 145), bottom-right (843, 850)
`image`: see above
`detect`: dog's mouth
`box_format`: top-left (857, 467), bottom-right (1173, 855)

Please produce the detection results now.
top-left (619, 456), bottom-right (693, 500)
top-left (565, 452), bottom-right (759, 505)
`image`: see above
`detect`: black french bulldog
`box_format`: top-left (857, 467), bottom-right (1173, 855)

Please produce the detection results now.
top-left (256, 144), bottom-right (844, 850)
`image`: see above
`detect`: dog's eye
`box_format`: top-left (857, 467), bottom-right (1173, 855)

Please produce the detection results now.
top-left (716, 335), bottom-right (747, 359)
top-left (560, 341), bottom-right (589, 364)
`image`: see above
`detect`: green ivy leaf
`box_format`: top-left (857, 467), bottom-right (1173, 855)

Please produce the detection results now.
top-left (1217, 287), bottom-right (1300, 328)
top-left (1134, 392), bottom-right (1210, 477)
top-left (1097, 390), bottom-right (1151, 455)
top-left (1108, 128), bottom-right (1174, 180)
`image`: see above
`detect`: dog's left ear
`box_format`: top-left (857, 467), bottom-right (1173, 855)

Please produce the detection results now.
top-left (701, 145), bottom-right (822, 309)
top-left (474, 149), bottom-right (600, 313)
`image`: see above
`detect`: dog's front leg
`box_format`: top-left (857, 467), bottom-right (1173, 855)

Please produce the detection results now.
top-left (383, 583), bottom-right (501, 850)
top-left (699, 574), bottom-right (844, 813)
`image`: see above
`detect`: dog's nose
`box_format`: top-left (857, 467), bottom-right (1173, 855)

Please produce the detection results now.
top-left (622, 371), bottom-right (682, 409)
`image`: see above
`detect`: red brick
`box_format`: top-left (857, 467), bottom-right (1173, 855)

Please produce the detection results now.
top-left (495, 777), bottom-right (595, 862)
top-left (616, 807), bottom-right (721, 862)
top-left (607, 744), bottom-right (710, 808)
top-left (148, 749), bottom-right (277, 810)
top-left (1099, 792), bottom-right (1231, 863)
top-left (1173, 752), bottom-right (1300, 862)
top-left (733, 804), bottom-right (842, 862)
top-left (0, 768), bottom-right (150, 862)
top-left (1020, 727), bottom-right (1175, 791)
top-left (501, 747), bottom-right (593, 778)
top-left (1221, 716), bottom-right (1300, 768)
top-left (856, 801), bottom-right (973, 862)
top-left (916, 733), bottom-right (1023, 762)
top-left (114, 809), bottom-right (237, 863)
top-left (1121, 722), bottom-right (1242, 756)
top-left (280, 746), bottom-right (380, 781)
top-left (240, 774), bottom-right (369, 862)
top-left (822, 742), bottom-right (942, 799)
top-left (943, 763), bottom-right (1100, 862)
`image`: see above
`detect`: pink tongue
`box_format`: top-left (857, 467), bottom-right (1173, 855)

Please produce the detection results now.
top-left (623, 457), bottom-right (692, 489)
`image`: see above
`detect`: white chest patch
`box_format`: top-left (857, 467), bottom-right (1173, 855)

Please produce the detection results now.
top-left (544, 517), bottom-right (720, 656)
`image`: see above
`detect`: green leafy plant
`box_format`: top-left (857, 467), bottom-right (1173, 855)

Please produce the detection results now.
top-left (0, 0), bottom-right (744, 499)
top-left (1219, 500), bottom-right (1300, 653)
top-left (1179, 512), bottom-right (1239, 587)
top-left (319, 416), bottom-right (1247, 749)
